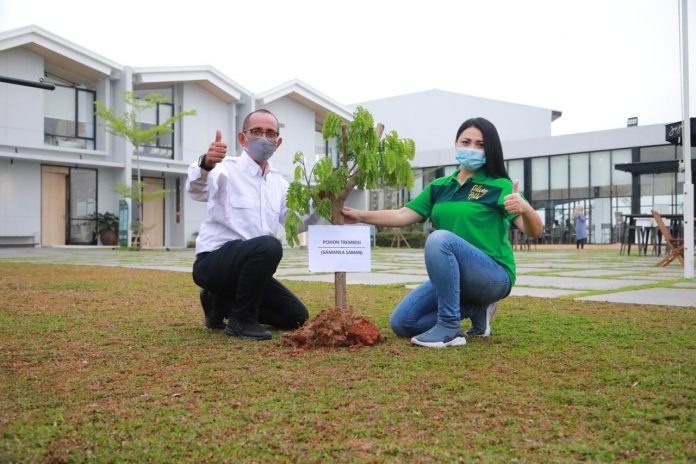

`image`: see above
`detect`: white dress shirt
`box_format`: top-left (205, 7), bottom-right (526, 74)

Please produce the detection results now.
top-left (187, 150), bottom-right (316, 255)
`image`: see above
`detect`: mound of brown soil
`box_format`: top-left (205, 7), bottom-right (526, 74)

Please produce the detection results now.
top-left (282, 307), bottom-right (382, 348)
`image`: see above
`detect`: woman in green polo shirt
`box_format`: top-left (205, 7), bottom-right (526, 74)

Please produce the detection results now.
top-left (341, 117), bottom-right (543, 348)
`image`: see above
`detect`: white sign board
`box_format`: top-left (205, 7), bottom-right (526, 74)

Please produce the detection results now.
top-left (308, 225), bottom-right (371, 272)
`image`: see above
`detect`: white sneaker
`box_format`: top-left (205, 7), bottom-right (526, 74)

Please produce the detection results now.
top-left (410, 324), bottom-right (467, 348)
top-left (466, 303), bottom-right (496, 337)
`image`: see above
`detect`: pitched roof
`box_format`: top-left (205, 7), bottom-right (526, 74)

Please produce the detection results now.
top-left (256, 79), bottom-right (352, 121)
top-left (0, 25), bottom-right (121, 80)
top-left (133, 66), bottom-right (251, 103)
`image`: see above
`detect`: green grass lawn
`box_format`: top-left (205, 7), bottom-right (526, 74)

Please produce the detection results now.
top-left (1, 263), bottom-right (694, 463)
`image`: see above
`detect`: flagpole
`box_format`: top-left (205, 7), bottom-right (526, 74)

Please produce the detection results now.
top-left (680, 0), bottom-right (694, 278)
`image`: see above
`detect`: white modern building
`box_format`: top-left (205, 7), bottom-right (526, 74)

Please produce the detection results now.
top-left (1, 25), bottom-right (692, 248)
top-left (0, 26), bottom-right (351, 248)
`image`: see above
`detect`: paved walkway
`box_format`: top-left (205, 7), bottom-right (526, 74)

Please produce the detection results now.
top-left (1, 245), bottom-right (694, 307)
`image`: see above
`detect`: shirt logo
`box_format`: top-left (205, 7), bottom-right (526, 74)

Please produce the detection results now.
top-left (467, 184), bottom-right (489, 201)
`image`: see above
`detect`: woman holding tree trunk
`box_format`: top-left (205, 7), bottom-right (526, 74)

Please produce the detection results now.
top-left (341, 117), bottom-right (542, 348)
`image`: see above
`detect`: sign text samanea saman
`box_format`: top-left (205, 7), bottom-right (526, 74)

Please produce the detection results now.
top-left (308, 225), bottom-right (371, 272)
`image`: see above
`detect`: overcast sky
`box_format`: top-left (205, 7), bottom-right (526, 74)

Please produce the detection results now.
top-left (1, 0), bottom-right (694, 136)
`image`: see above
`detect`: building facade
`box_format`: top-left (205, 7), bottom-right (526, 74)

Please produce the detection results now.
top-left (0, 26), bottom-right (351, 248)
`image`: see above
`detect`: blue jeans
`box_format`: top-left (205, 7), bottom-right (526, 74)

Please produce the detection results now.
top-left (390, 230), bottom-right (512, 337)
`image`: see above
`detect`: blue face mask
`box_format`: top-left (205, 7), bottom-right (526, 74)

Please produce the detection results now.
top-left (455, 148), bottom-right (486, 171)
top-left (246, 136), bottom-right (277, 161)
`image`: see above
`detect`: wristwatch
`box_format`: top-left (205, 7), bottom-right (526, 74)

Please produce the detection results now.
top-left (198, 154), bottom-right (213, 171)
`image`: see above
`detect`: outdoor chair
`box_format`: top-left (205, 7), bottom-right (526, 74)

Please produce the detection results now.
top-left (542, 227), bottom-right (552, 244)
top-left (613, 223), bottom-right (624, 244)
top-left (601, 223), bottom-right (612, 243)
top-left (550, 227), bottom-right (563, 244)
top-left (619, 221), bottom-right (637, 256)
top-left (510, 228), bottom-right (535, 251)
top-left (651, 210), bottom-right (684, 267)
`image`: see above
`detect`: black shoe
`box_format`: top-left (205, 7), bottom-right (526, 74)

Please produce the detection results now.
top-left (224, 319), bottom-right (272, 340)
top-left (199, 289), bottom-right (226, 330)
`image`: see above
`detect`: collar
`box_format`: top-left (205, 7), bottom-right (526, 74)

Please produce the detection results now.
top-left (240, 150), bottom-right (276, 178)
top-left (450, 168), bottom-right (487, 186)
top-left (470, 170), bottom-right (487, 182)
top-left (447, 168), bottom-right (488, 190)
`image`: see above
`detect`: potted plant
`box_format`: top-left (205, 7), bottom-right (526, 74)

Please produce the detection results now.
top-left (96, 212), bottom-right (119, 246)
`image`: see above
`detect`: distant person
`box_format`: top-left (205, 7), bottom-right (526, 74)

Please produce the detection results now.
top-left (341, 117), bottom-right (543, 348)
top-left (574, 204), bottom-right (588, 250)
top-left (186, 109), bottom-right (317, 341)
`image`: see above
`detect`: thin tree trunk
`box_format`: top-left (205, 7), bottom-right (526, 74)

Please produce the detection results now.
top-left (135, 146), bottom-right (142, 251)
top-left (331, 203), bottom-right (347, 309)
top-left (334, 272), bottom-right (347, 309)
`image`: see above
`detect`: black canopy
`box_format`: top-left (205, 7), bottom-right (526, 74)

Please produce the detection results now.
top-left (615, 159), bottom-right (695, 176)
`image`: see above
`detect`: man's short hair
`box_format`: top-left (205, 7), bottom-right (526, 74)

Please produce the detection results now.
top-left (242, 109), bottom-right (279, 132)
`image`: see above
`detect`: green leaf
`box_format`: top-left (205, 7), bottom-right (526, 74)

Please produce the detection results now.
top-left (322, 113), bottom-right (342, 141)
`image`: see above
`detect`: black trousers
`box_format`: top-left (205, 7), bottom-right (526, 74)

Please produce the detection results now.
top-left (192, 236), bottom-right (308, 329)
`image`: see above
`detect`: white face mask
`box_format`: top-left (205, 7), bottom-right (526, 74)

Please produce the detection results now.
top-left (246, 136), bottom-right (277, 161)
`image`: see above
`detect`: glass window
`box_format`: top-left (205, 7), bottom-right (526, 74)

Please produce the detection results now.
top-left (611, 149), bottom-right (632, 196)
top-left (139, 106), bottom-right (157, 126)
top-left (44, 83), bottom-right (96, 150)
top-left (45, 86), bottom-right (75, 137)
top-left (613, 196), bottom-right (631, 220)
top-left (549, 155), bottom-right (568, 200)
top-left (507, 159), bottom-right (524, 192)
top-left (641, 145), bottom-right (675, 162)
top-left (158, 104), bottom-right (173, 148)
top-left (569, 153), bottom-right (589, 198)
top-left (589, 197), bottom-right (612, 244)
top-left (136, 89), bottom-right (174, 159)
top-left (531, 157), bottom-right (549, 200)
top-left (640, 173), bottom-right (676, 214)
top-left (590, 151), bottom-right (611, 197)
top-left (590, 151), bottom-right (611, 187)
top-left (536, 207), bottom-right (546, 226)
top-left (423, 166), bottom-right (445, 186)
top-left (77, 90), bottom-right (95, 138)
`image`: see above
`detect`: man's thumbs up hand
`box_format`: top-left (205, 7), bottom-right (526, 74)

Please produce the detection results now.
top-left (205, 130), bottom-right (227, 167)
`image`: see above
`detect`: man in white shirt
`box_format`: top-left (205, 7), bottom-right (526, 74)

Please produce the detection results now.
top-left (186, 109), bottom-right (309, 340)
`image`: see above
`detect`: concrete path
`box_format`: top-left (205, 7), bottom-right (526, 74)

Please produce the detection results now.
top-left (1, 245), bottom-right (694, 308)
top-left (577, 288), bottom-right (696, 307)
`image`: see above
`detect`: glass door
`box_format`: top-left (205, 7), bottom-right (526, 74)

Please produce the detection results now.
top-left (68, 168), bottom-right (97, 244)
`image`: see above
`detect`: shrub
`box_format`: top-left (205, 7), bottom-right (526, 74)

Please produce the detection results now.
top-left (94, 212), bottom-right (119, 233)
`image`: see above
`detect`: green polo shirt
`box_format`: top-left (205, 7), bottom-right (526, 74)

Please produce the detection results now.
top-left (406, 169), bottom-right (519, 285)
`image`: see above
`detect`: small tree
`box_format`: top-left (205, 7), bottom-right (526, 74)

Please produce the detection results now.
top-left (95, 92), bottom-right (196, 249)
top-left (285, 106), bottom-right (415, 309)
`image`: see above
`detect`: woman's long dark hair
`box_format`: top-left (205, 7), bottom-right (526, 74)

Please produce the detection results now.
top-left (455, 117), bottom-right (510, 180)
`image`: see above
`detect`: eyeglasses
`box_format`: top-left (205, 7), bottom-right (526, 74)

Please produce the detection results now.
top-left (244, 127), bottom-right (279, 140)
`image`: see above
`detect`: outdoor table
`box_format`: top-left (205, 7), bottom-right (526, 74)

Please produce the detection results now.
top-left (620, 213), bottom-right (684, 256)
